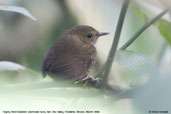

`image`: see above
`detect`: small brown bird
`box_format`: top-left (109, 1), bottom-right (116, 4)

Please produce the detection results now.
top-left (42, 25), bottom-right (109, 82)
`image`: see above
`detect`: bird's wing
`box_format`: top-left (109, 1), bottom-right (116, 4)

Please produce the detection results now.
top-left (41, 38), bottom-right (92, 81)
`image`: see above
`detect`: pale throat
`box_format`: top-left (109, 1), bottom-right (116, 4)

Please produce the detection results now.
top-left (93, 38), bottom-right (98, 46)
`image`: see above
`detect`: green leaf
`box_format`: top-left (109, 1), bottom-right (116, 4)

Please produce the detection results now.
top-left (0, 6), bottom-right (37, 21)
top-left (158, 19), bottom-right (171, 46)
top-left (0, 61), bottom-right (25, 71)
top-left (115, 50), bottom-right (160, 76)
top-left (132, 6), bottom-right (146, 20)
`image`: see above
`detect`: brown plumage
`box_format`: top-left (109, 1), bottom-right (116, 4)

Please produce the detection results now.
top-left (42, 25), bottom-right (109, 81)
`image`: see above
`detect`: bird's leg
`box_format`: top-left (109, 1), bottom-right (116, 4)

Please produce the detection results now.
top-left (81, 75), bottom-right (102, 88)
top-left (82, 75), bottom-right (95, 81)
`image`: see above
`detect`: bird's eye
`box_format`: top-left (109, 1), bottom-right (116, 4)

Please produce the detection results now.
top-left (86, 33), bottom-right (92, 38)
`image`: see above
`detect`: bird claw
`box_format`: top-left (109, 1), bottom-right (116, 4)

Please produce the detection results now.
top-left (82, 75), bottom-right (95, 81)
top-left (81, 76), bottom-right (102, 88)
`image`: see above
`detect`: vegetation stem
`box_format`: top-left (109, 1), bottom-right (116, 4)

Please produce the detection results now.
top-left (120, 9), bottom-right (169, 50)
top-left (101, 0), bottom-right (130, 90)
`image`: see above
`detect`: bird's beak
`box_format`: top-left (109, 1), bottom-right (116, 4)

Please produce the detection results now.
top-left (98, 32), bottom-right (109, 37)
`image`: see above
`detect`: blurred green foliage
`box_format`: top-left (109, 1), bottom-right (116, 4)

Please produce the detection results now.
top-left (158, 19), bottom-right (171, 46)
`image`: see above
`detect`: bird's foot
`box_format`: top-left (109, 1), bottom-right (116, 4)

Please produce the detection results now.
top-left (82, 76), bottom-right (102, 88)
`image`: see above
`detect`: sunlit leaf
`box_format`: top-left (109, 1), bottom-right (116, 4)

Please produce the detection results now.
top-left (131, 6), bottom-right (161, 26)
top-left (158, 19), bottom-right (171, 46)
top-left (132, 6), bottom-right (146, 20)
top-left (115, 50), bottom-right (160, 76)
top-left (0, 80), bottom-right (117, 113)
top-left (0, 6), bottom-right (37, 21)
top-left (0, 61), bottom-right (25, 71)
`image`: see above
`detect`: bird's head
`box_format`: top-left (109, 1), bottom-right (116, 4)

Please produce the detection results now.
top-left (68, 25), bottom-right (109, 45)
